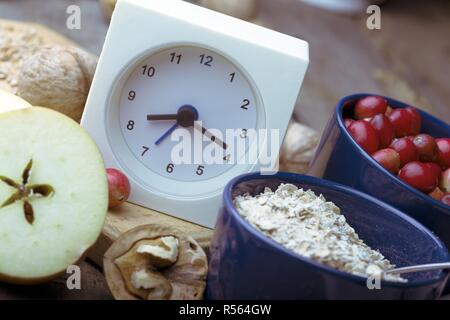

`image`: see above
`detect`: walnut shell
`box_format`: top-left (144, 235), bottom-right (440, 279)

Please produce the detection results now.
top-left (17, 45), bottom-right (97, 122)
top-left (279, 121), bottom-right (319, 174)
top-left (104, 224), bottom-right (208, 300)
top-left (198, 0), bottom-right (257, 20)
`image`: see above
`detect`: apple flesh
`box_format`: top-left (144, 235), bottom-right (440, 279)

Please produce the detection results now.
top-left (0, 89), bottom-right (31, 113)
top-left (0, 107), bottom-right (108, 284)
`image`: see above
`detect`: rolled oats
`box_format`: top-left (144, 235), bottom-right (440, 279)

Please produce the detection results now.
top-left (234, 183), bottom-right (406, 282)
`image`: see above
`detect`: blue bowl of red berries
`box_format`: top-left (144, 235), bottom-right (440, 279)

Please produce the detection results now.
top-left (309, 94), bottom-right (450, 249)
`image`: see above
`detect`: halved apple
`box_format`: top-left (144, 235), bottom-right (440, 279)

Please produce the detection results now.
top-left (0, 89), bottom-right (31, 112)
top-left (0, 107), bottom-right (108, 284)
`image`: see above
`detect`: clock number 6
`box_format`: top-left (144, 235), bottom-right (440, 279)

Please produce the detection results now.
top-left (166, 163), bottom-right (174, 173)
top-left (196, 165), bottom-right (205, 176)
top-left (142, 65), bottom-right (156, 77)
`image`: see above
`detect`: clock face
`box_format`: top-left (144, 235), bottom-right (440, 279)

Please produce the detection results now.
top-left (119, 46), bottom-right (258, 182)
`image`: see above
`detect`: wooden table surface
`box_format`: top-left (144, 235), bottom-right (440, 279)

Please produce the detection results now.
top-left (0, 0), bottom-right (449, 299)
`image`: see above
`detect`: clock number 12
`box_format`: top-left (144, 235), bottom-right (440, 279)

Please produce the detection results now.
top-left (199, 54), bottom-right (213, 67)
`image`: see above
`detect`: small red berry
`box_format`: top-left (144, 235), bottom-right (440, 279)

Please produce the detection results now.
top-left (436, 138), bottom-right (450, 169)
top-left (424, 162), bottom-right (442, 181)
top-left (107, 168), bottom-right (131, 209)
top-left (354, 96), bottom-right (388, 120)
top-left (372, 148), bottom-right (401, 174)
top-left (389, 108), bottom-right (421, 137)
top-left (348, 120), bottom-right (380, 154)
top-left (344, 118), bottom-right (355, 128)
top-left (370, 114), bottom-right (395, 148)
top-left (405, 107), bottom-right (422, 134)
top-left (390, 138), bottom-right (419, 167)
top-left (413, 134), bottom-right (439, 162)
top-left (399, 161), bottom-right (438, 193)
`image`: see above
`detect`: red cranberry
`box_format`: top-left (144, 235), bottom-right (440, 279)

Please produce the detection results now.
top-left (440, 168), bottom-right (450, 192)
top-left (344, 118), bottom-right (355, 128)
top-left (413, 134), bottom-right (439, 162)
top-left (372, 148), bottom-right (401, 174)
top-left (436, 138), bottom-right (450, 169)
top-left (442, 193), bottom-right (450, 206)
top-left (399, 161), bottom-right (438, 193)
top-left (424, 162), bottom-right (442, 181)
top-left (389, 108), bottom-right (421, 137)
top-left (354, 96), bottom-right (388, 120)
top-left (390, 138), bottom-right (419, 167)
top-left (405, 107), bottom-right (422, 133)
top-left (348, 120), bottom-right (380, 154)
top-left (370, 114), bottom-right (395, 148)
top-left (107, 168), bottom-right (131, 209)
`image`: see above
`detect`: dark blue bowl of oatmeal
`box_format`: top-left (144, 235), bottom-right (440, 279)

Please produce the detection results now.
top-left (207, 172), bottom-right (450, 299)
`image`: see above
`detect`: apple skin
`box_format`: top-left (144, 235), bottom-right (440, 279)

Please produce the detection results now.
top-left (0, 107), bottom-right (108, 284)
top-left (107, 168), bottom-right (131, 209)
top-left (0, 89), bottom-right (31, 112)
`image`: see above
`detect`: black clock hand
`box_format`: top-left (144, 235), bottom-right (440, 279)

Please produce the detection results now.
top-left (194, 122), bottom-right (228, 150)
top-left (149, 105), bottom-right (199, 145)
top-left (147, 114), bottom-right (177, 121)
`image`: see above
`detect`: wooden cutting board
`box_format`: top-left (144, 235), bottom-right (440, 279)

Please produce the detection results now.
top-left (88, 202), bottom-right (214, 267)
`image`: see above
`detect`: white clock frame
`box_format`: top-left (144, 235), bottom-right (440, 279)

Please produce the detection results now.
top-left (81, 0), bottom-right (309, 227)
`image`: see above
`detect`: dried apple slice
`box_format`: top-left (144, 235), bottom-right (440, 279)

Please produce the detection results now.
top-left (0, 107), bottom-right (108, 284)
top-left (104, 225), bottom-right (208, 300)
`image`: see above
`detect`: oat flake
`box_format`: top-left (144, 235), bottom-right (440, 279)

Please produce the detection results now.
top-left (234, 183), bottom-right (406, 282)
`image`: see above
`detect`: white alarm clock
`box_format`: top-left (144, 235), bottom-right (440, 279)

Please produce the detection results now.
top-left (82, 0), bottom-right (309, 227)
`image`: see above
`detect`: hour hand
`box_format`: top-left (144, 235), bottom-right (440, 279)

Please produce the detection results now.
top-left (147, 114), bottom-right (177, 121)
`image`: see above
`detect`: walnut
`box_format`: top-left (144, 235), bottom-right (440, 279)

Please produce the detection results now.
top-left (16, 45), bottom-right (97, 122)
top-left (104, 225), bottom-right (208, 300)
top-left (198, 0), bottom-right (257, 20)
top-left (279, 121), bottom-right (320, 174)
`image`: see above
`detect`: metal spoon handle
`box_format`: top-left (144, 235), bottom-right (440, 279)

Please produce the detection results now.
top-left (385, 262), bottom-right (450, 275)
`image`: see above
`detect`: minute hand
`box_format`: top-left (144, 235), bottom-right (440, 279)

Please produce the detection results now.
top-left (194, 122), bottom-right (228, 150)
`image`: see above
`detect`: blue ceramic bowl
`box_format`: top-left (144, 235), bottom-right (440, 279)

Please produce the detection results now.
top-left (308, 94), bottom-right (450, 249)
top-left (207, 172), bottom-right (449, 300)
